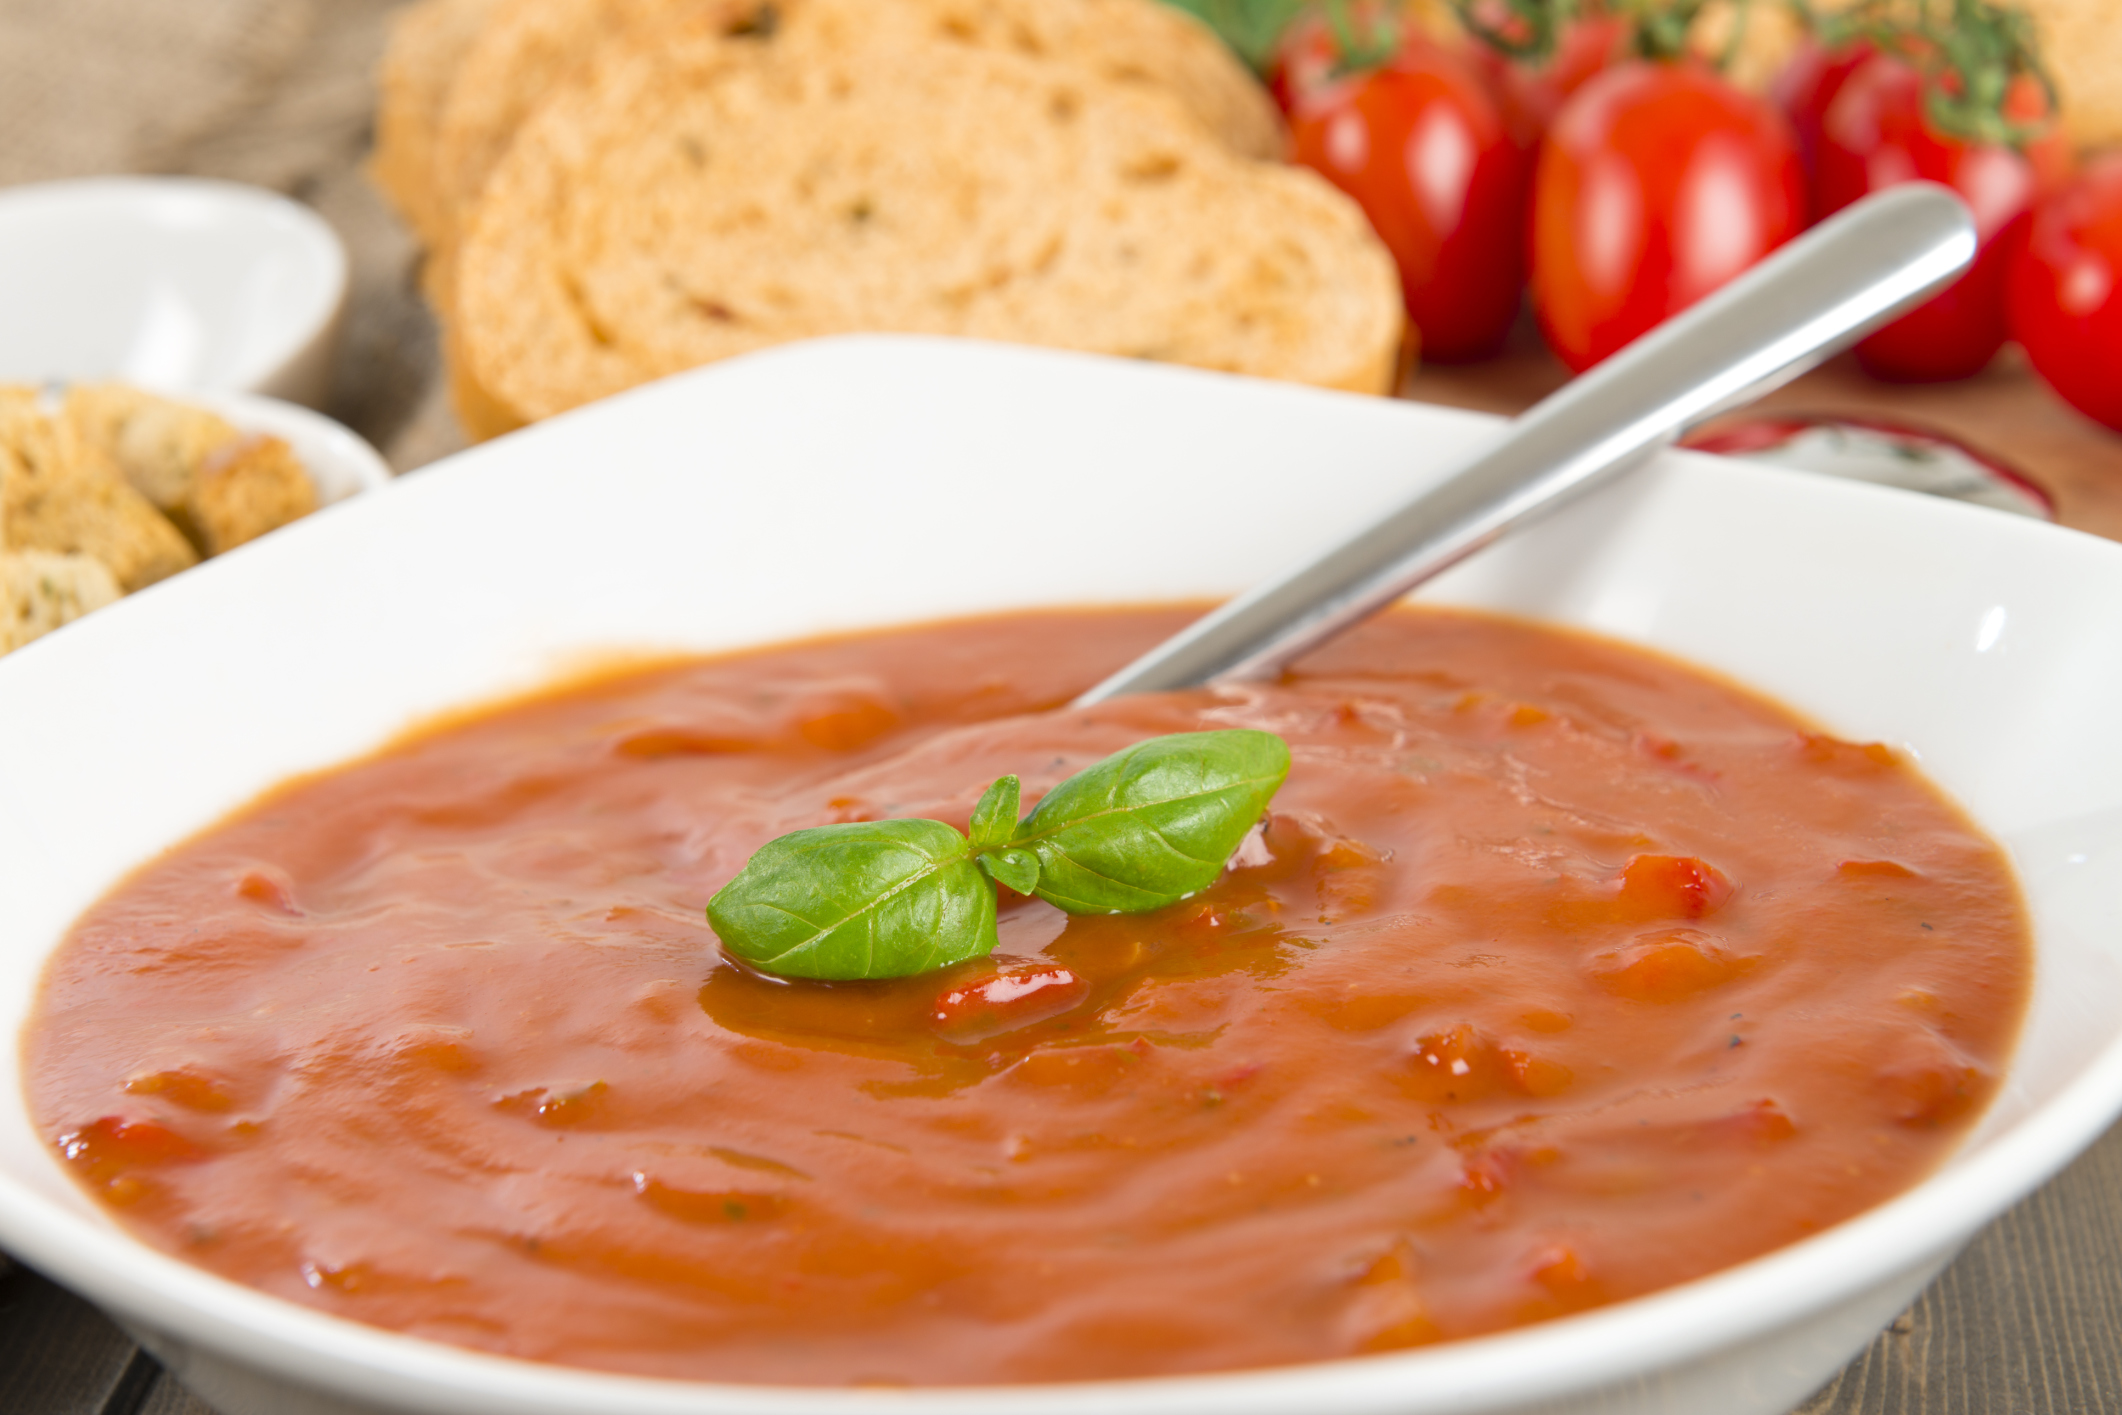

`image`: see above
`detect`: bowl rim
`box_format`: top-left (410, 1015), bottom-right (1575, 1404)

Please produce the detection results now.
top-left (4, 334), bottom-right (2120, 1413)
top-left (0, 175), bottom-right (348, 397)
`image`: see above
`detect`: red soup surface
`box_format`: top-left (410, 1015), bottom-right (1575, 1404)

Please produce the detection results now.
top-left (26, 608), bottom-right (2030, 1384)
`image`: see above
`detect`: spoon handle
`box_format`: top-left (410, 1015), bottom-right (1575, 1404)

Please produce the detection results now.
top-left (1075, 181), bottom-right (1978, 705)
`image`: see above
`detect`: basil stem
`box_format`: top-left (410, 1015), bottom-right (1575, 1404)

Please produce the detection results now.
top-left (706, 730), bottom-right (1290, 981)
top-left (1015, 730), bottom-right (1291, 914)
top-left (977, 847), bottom-right (1042, 895)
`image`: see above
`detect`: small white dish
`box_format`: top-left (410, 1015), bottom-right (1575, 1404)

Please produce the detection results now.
top-left (1, 337), bottom-right (2120, 1415)
top-left (0, 177), bottom-right (347, 407)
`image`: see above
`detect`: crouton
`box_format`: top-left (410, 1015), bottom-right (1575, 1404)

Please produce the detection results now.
top-left (0, 550), bottom-right (121, 654)
top-left (65, 386), bottom-right (318, 557)
top-left (0, 400), bottom-right (196, 592)
top-left (66, 383), bottom-right (238, 510)
top-left (185, 434), bottom-right (319, 556)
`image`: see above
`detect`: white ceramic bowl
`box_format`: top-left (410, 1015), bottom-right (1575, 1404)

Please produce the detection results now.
top-left (1, 337), bottom-right (2119, 1415)
top-left (0, 177), bottom-right (347, 407)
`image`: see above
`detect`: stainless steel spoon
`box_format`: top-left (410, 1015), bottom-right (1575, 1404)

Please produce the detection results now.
top-left (1076, 181), bottom-right (1978, 706)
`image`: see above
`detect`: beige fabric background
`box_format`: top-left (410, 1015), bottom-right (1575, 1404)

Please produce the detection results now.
top-left (0, 0), bottom-right (313, 186)
top-left (0, 0), bottom-right (463, 470)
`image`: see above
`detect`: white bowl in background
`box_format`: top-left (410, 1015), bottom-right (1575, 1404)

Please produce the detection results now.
top-left (0, 336), bottom-right (2120, 1415)
top-left (0, 177), bottom-right (346, 407)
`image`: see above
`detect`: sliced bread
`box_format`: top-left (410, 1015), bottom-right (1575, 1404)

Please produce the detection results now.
top-left (429, 0), bottom-right (1283, 248)
top-left (455, 2), bottom-right (1402, 426)
top-left (431, 0), bottom-right (749, 246)
top-left (371, 0), bottom-right (505, 245)
top-left (837, 0), bottom-right (1286, 159)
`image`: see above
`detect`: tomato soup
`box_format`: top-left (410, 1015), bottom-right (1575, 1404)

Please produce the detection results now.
top-left (25, 608), bottom-right (2030, 1384)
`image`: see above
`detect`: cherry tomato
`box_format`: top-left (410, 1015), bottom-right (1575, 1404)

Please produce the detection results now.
top-left (2009, 155), bottom-right (2122, 433)
top-left (1531, 61), bottom-right (1804, 373)
top-left (1813, 52), bottom-right (2052, 381)
top-left (1266, 9), bottom-right (1346, 114)
top-left (1772, 36), bottom-right (1878, 199)
top-left (1267, 3), bottom-right (1410, 115)
top-left (1289, 36), bottom-right (1536, 362)
top-left (1467, 12), bottom-right (1632, 139)
top-left (1461, 12), bottom-right (1627, 277)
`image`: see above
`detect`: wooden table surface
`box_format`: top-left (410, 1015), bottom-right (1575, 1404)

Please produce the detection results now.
top-left (4, 2), bottom-right (2122, 1410)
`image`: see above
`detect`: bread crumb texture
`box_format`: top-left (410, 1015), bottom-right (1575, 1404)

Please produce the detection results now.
top-left (454, 0), bottom-right (1401, 426)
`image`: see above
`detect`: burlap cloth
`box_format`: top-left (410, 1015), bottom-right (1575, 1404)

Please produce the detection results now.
top-left (0, 0), bottom-right (463, 471)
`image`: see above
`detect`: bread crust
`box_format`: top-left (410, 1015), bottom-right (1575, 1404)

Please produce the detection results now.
top-left (371, 0), bottom-right (505, 244)
top-left (426, 249), bottom-right (532, 442)
top-left (457, 1), bottom-right (1399, 425)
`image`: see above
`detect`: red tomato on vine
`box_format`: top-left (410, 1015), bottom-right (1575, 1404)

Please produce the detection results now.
top-left (1288, 35), bottom-right (1535, 362)
top-left (1531, 61), bottom-right (1804, 373)
top-left (1466, 10), bottom-right (1630, 138)
top-left (1772, 35), bottom-right (1878, 193)
top-left (1812, 51), bottom-right (2061, 381)
top-left (1267, 8), bottom-right (1354, 113)
top-left (2009, 156), bottom-right (2122, 434)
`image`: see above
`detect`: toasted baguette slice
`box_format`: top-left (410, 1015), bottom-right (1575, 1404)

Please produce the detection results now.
top-left (371, 0), bottom-right (504, 244)
top-left (429, 0), bottom-right (1281, 246)
top-left (0, 401), bottom-right (196, 592)
top-left (456, 4), bottom-right (1401, 426)
top-left (65, 386), bottom-right (319, 556)
top-left (839, 0), bottom-right (1286, 159)
top-left (431, 0), bottom-right (749, 246)
top-left (0, 550), bottom-right (120, 654)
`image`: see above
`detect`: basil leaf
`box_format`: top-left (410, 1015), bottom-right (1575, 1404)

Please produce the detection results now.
top-left (1016, 729), bottom-right (1291, 914)
top-left (705, 730), bottom-right (1291, 981)
top-left (977, 847), bottom-right (1041, 895)
top-left (706, 819), bottom-right (997, 980)
top-left (967, 775), bottom-right (1021, 853)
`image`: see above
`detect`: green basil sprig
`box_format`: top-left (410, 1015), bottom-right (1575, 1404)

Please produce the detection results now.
top-left (706, 730), bottom-right (1291, 981)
